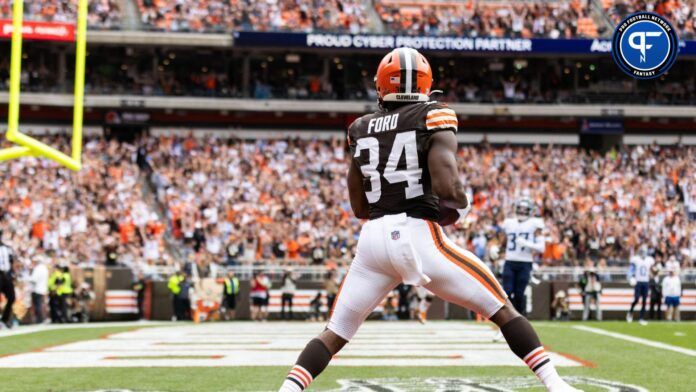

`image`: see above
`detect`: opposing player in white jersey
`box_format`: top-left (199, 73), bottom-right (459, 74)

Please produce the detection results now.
top-left (627, 245), bottom-right (654, 324)
top-left (500, 197), bottom-right (546, 315)
top-left (278, 48), bottom-right (580, 392)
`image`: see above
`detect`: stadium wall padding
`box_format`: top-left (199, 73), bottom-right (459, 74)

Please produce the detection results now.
top-left (88, 271), bottom-right (695, 321)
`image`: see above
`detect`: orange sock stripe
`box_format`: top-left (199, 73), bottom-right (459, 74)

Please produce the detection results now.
top-left (294, 366), bottom-right (313, 383)
top-left (528, 354), bottom-right (548, 369)
top-left (523, 346), bottom-right (544, 362)
top-left (524, 347), bottom-right (545, 364)
top-left (427, 221), bottom-right (506, 302)
top-left (289, 370), bottom-right (309, 387)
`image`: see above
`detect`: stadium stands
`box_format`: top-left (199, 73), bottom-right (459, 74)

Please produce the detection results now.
top-left (1, 1), bottom-right (695, 275)
top-left (1, 136), bottom-right (681, 273)
top-left (3, 49), bottom-right (694, 105)
top-left (0, 137), bottom-right (164, 272)
top-left (136, 0), bottom-right (370, 33)
top-left (0, 0), bottom-right (692, 39)
top-left (144, 136), bottom-right (358, 270)
top-left (1, 1), bottom-right (694, 106)
top-left (0, 0), bottom-right (122, 29)
top-left (457, 143), bottom-right (694, 268)
top-left (375, 0), bottom-right (599, 38)
top-left (604, 0), bottom-right (695, 39)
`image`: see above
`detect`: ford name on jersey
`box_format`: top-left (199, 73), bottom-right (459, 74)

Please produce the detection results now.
top-left (348, 101), bottom-right (458, 221)
top-left (367, 113), bottom-right (400, 134)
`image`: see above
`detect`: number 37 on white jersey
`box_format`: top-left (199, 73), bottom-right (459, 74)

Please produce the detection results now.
top-left (501, 217), bottom-right (546, 262)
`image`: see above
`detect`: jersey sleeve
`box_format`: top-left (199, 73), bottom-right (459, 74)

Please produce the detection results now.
top-left (346, 119), bottom-right (359, 156)
top-left (424, 102), bottom-right (458, 133)
top-left (534, 218), bottom-right (546, 231)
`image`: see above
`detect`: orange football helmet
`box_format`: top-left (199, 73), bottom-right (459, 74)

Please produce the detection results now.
top-left (375, 47), bottom-right (433, 103)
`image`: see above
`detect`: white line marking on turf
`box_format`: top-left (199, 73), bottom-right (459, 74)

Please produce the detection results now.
top-left (573, 326), bottom-right (696, 357)
top-left (0, 321), bottom-right (168, 339)
top-left (0, 322), bottom-right (584, 368)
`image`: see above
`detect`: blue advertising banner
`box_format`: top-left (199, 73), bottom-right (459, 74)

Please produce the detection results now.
top-left (233, 31), bottom-right (696, 56)
top-left (579, 118), bottom-right (624, 134)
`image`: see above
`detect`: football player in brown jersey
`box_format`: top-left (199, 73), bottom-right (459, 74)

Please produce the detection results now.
top-left (279, 48), bottom-right (580, 392)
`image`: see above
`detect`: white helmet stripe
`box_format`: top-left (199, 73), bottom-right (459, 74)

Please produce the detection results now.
top-left (404, 49), bottom-right (413, 93)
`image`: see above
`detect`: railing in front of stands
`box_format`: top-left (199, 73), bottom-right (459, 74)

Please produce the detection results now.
top-left (2, 93), bottom-right (696, 118)
top-left (145, 264), bottom-right (696, 284)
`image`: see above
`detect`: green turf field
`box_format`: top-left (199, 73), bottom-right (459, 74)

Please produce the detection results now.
top-left (0, 321), bottom-right (693, 392)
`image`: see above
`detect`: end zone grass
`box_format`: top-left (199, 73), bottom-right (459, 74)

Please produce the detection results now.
top-left (0, 325), bottom-right (149, 357)
top-left (0, 321), bottom-right (693, 391)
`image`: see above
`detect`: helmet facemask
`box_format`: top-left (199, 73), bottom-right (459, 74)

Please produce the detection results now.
top-left (515, 199), bottom-right (533, 220)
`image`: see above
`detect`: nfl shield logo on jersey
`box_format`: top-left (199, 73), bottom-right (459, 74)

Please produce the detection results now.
top-left (391, 230), bottom-right (400, 240)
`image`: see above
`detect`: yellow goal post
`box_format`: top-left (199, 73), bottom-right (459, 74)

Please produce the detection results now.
top-left (0, 0), bottom-right (87, 171)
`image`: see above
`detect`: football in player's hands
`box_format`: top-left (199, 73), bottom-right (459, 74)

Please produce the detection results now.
top-left (438, 205), bottom-right (460, 226)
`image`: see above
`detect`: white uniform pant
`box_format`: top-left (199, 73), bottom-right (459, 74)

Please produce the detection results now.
top-left (328, 214), bottom-right (506, 341)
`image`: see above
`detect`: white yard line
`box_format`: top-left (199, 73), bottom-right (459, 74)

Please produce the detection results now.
top-left (0, 322), bottom-right (584, 368)
top-left (573, 325), bottom-right (696, 357)
top-left (0, 321), bottom-right (167, 339)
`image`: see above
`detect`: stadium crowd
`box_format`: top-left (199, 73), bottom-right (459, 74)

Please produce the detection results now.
top-left (4, 50), bottom-right (695, 105)
top-left (0, 137), bottom-right (164, 273)
top-left (606, 0), bottom-right (696, 40)
top-left (1, 0), bottom-right (693, 40)
top-left (137, 136), bottom-right (695, 275)
top-left (456, 143), bottom-right (695, 270)
top-left (375, 0), bottom-right (600, 38)
top-left (134, 0), bottom-right (603, 37)
top-left (143, 135), bottom-right (356, 275)
top-left (1, 136), bottom-right (694, 277)
top-left (0, 0), bottom-right (122, 29)
top-left (136, 0), bottom-right (370, 33)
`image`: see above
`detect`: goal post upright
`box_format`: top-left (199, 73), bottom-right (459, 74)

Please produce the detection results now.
top-left (0, 0), bottom-right (31, 160)
top-left (0, 0), bottom-right (87, 171)
top-left (71, 0), bottom-right (87, 164)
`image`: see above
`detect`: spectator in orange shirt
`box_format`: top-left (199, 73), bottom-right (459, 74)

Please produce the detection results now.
top-left (32, 221), bottom-right (48, 240)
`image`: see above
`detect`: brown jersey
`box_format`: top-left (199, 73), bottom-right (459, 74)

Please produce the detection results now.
top-left (348, 101), bottom-right (458, 221)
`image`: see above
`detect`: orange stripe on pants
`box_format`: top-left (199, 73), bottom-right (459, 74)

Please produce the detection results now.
top-left (427, 221), bottom-right (506, 303)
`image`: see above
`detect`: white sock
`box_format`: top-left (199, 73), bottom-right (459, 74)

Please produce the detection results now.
top-left (279, 379), bottom-right (303, 392)
top-left (523, 347), bottom-right (564, 388)
top-left (537, 362), bottom-right (565, 388)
